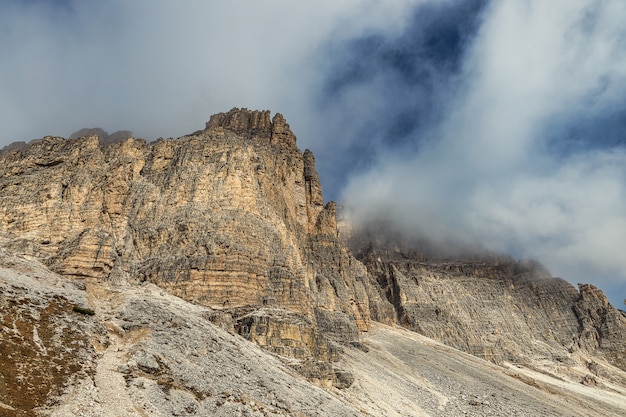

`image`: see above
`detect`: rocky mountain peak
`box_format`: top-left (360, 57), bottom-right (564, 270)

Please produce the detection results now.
top-left (206, 107), bottom-right (271, 135)
top-left (205, 107), bottom-right (296, 147)
top-left (0, 110), bottom-right (376, 389)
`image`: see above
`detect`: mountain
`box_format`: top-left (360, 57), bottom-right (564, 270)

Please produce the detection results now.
top-left (0, 108), bottom-right (625, 416)
top-left (346, 226), bottom-right (626, 373)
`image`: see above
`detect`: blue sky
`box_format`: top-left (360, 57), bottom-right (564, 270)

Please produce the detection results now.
top-left (1, 1), bottom-right (625, 308)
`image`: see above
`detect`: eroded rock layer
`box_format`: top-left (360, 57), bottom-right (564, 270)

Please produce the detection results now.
top-left (0, 108), bottom-right (383, 384)
top-left (347, 229), bottom-right (626, 379)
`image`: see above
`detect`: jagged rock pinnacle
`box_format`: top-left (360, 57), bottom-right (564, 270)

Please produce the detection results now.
top-left (205, 107), bottom-right (297, 147)
top-left (270, 112), bottom-right (296, 147)
top-left (303, 149), bottom-right (323, 208)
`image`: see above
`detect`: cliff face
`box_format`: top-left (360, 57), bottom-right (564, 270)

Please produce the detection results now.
top-left (575, 284), bottom-right (626, 371)
top-left (347, 228), bottom-right (626, 382)
top-left (0, 108), bottom-right (386, 386)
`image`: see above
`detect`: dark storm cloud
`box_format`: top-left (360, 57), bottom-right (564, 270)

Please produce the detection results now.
top-left (310, 0), bottom-right (488, 195)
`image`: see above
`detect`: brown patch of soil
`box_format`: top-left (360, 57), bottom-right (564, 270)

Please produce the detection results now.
top-left (0, 296), bottom-right (96, 416)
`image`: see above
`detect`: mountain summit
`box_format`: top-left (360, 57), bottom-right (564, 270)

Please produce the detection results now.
top-left (0, 108), bottom-right (625, 416)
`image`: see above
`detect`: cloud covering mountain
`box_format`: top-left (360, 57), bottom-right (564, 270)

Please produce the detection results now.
top-left (1, 0), bottom-right (625, 307)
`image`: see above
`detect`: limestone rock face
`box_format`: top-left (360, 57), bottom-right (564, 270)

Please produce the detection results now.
top-left (303, 149), bottom-right (323, 211)
top-left (5, 252), bottom-right (624, 417)
top-left (0, 108), bottom-right (379, 383)
top-left (575, 284), bottom-right (626, 370)
top-left (347, 228), bottom-right (626, 379)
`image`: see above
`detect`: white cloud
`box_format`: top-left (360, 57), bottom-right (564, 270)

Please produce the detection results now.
top-left (342, 0), bottom-right (626, 307)
top-left (0, 0), bottom-right (422, 144)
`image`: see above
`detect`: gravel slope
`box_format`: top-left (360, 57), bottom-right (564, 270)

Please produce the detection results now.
top-left (339, 323), bottom-right (626, 416)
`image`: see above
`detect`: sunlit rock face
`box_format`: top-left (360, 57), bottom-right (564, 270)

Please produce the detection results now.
top-left (0, 108), bottom-right (391, 386)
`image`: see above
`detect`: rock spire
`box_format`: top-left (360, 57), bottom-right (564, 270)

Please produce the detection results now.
top-left (205, 107), bottom-right (296, 147)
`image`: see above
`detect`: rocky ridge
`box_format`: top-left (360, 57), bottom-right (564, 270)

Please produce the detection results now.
top-left (68, 128), bottom-right (134, 148)
top-left (346, 226), bottom-right (626, 385)
top-left (1, 108), bottom-right (625, 416)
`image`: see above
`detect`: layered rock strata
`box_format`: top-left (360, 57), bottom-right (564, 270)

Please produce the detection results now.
top-left (4, 251), bottom-right (624, 417)
top-left (575, 284), bottom-right (626, 371)
top-left (347, 229), bottom-right (626, 380)
top-left (0, 108), bottom-right (381, 385)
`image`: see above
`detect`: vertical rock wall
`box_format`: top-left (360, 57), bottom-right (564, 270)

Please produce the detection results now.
top-left (349, 231), bottom-right (626, 375)
top-left (0, 108), bottom-right (385, 385)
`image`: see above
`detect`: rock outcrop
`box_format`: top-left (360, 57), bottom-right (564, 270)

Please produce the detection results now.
top-left (575, 284), bottom-right (626, 371)
top-left (0, 108), bottom-right (382, 386)
top-left (346, 225), bottom-right (626, 382)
